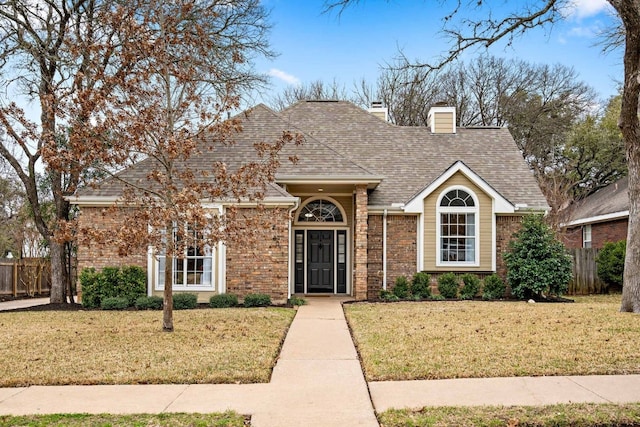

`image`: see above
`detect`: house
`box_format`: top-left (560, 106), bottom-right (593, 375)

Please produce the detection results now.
top-left (69, 101), bottom-right (549, 303)
top-left (562, 176), bottom-right (629, 249)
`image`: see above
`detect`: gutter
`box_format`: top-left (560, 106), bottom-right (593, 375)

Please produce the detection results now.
top-left (383, 209), bottom-right (388, 291)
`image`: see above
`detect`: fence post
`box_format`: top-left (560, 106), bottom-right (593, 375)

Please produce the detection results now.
top-left (12, 260), bottom-right (18, 297)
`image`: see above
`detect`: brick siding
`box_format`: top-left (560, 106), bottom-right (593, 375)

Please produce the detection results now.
top-left (367, 214), bottom-right (418, 299)
top-left (495, 215), bottom-right (524, 280)
top-left (563, 219), bottom-right (628, 249)
top-left (224, 208), bottom-right (290, 304)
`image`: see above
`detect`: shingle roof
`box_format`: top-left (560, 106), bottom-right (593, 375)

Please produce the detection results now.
top-left (76, 100), bottom-right (548, 209)
top-left (280, 100), bottom-right (548, 208)
top-left (569, 176), bottom-right (629, 223)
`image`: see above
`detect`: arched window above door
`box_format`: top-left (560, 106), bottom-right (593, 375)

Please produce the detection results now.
top-left (297, 199), bottom-right (345, 223)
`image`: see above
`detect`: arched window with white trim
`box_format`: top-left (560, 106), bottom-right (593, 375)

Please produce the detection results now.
top-left (297, 198), bottom-right (345, 223)
top-left (437, 187), bottom-right (479, 265)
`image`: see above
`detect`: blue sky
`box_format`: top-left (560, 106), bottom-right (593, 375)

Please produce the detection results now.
top-left (254, 0), bottom-right (622, 104)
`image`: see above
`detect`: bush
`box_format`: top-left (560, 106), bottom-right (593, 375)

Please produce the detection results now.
top-left (100, 297), bottom-right (129, 310)
top-left (209, 293), bottom-right (238, 308)
top-left (380, 289), bottom-right (399, 301)
top-left (173, 293), bottom-right (198, 310)
top-left (482, 274), bottom-right (506, 300)
top-left (596, 240), bottom-right (626, 288)
top-left (243, 293), bottom-right (271, 307)
top-left (504, 215), bottom-right (573, 299)
top-left (430, 294), bottom-right (445, 301)
top-left (80, 265), bottom-right (147, 309)
top-left (460, 274), bottom-right (480, 300)
top-left (288, 296), bottom-right (307, 306)
top-left (392, 276), bottom-right (410, 299)
top-left (410, 272), bottom-right (432, 299)
top-left (437, 272), bottom-right (459, 299)
top-left (135, 295), bottom-right (163, 310)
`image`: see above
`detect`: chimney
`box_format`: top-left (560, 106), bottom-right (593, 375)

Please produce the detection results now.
top-left (368, 101), bottom-right (389, 122)
top-left (428, 103), bottom-right (456, 134)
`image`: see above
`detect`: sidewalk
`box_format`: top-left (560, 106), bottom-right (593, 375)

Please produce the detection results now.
top-left (0, 297), bottom-right (639, 426)
top-left (0, 297), bottom-right (49, 311)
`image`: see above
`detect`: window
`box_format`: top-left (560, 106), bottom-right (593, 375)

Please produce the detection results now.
top-left (156, 225), bottom-right (215, 291)
top-left (437, 188), bottom-right (478, 264)
top-left (297, 199), bottom-right (344, 222)
top-left (583, 225), bottom-right (592, 248)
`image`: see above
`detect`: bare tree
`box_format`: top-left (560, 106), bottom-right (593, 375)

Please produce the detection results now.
top-left (69, 0), bottom-right (298, 331)
top-left (330, 0), bottom-right (640, 312)
top-left (269, 79), bottom-right (351, 111)
top-left (0, 0), bottom-right (275, 308)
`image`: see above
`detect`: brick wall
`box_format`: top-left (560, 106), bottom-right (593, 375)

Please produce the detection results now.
top-left (367, 214), bottom-right (418, 299)
top-left (77, 207), bottom-right (149, 272)
top-left (76, 207), bottom-right (149, 299)
top-left (592, 219), bottom-right (628, 248)
top-left (495, 215), bottom-right (524, 280)
top-left (225, 208), bottom-right (290, 304)
top-left (353, 185), bottom-right (368, 300)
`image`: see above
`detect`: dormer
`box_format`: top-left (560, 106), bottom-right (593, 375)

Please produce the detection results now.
top-left (428, 104), bottom-right (456, 134)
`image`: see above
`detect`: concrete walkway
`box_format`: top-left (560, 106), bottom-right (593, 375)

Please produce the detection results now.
top-left (0, 297), bottom-right (49, 311)
top-left (0, 297), bottom-right (640, 426)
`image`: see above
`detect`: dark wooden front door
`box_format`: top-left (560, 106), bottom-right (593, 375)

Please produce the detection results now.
top-left (307, 230), bottom-right (334, 293)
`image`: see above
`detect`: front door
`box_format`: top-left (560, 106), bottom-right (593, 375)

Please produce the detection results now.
top-left (307, 230), bottom-right (334, 293)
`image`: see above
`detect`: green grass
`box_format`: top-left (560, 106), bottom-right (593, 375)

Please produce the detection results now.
top-left (345, 294), bottom-right (640, 381)
top-left (378, 403), bottom-right (640, 427)
top-left (0, 411), bottom-right (247, 426)
top-left (0, 308), bottom-right (294, 386)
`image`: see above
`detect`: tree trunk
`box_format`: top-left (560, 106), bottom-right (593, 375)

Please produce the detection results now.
top-left (616, 2), bottom-right (640, 312)
top-left (49, 241), bottom-right (66, 304)
top-left (163, 222), bottom-right (174, 331)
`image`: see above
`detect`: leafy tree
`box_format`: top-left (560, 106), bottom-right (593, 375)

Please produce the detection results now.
top-left (504, 215), bottom-right (573, 299)
top-left (330, 0), bottom-right (640, 313)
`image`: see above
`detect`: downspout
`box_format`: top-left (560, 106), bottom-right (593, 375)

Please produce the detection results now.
top-left (383, 209), bottom-right (388, 290)
top-left (287, 199), bottom-right (300, 299)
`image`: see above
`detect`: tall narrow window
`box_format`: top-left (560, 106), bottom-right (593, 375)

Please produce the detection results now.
top-left (437, 188), bottom-right (478, 264)
top-left (583, 225), bottom-right (592, 248)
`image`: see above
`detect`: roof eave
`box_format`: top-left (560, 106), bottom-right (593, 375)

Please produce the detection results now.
top-left (564, 210), bottom-right (629, 227)
top-left (276, 175), bottom-right (383, 190)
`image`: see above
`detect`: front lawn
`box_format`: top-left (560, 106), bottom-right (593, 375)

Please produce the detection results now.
top-left (378, 403), bottom-right (640, 427)
top-left (345, 294), bottom-right (640, 381)
top-left (0, 412), bottom-right (247, 426)
top-left (0, 308), bottom-right (295, 386)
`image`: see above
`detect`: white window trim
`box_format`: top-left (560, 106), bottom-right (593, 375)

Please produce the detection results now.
top-left (436, 186), bottom-right (480, 267)
top-left (294, 196), bottom-right (348, 226)
top-left (583, 224), bottom-right (592, 248)
top-left (154, 243), bottom-right (217, 292)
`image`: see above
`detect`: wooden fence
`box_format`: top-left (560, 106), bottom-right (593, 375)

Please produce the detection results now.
top-left (568, 248), bottom-right (607, 295)
top-left (0, 258), bottom-right (51, 297)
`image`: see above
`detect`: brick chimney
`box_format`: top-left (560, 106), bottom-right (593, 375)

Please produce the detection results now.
top-left (428, 103), bottom-right (456, 134)
top-left (368, 101), bottom-right (389, 122)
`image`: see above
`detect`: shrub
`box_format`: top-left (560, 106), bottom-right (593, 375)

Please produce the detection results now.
top-left (430, 294), bottom-right (445, 301)
top-left (288, 296), bottom-right (307, 306)
top-left (460, 274), bottom-right (480, 300)
top-left (80, 265), bottom-right (147, 309)
top-left (243, 293), bottom-right (271, 307)
top-left (596, 240), bottom-right (626, 288)
top-left (380, 289), bottom-right (399, 301)
top-left (209, 293), bottom-right (238, 308)
top-left (482, 274), bottom-right (506, 300)
top-left (135, 295), bottom-right (163, 310)
top-left (173, 293), bottom-right (198, 310)
top-left (437, 272), bottom-right (459, 299)
top-left (410, 272), bottom-right (432, 299)
top-left (100, 297), bottom-right (129, 310)
top-left (504, 215), bottom-right (573, 299)
top-left (392, 276), bottom-right (410, 299)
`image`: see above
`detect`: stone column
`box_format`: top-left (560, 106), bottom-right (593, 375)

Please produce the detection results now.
top-left (354, 185), bottom-right (368, 300)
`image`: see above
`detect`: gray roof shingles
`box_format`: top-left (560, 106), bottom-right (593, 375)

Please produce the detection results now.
top-left (77, 100), bottom-right (548, 209)
top-left (570, 176), bottom-right (629, 222)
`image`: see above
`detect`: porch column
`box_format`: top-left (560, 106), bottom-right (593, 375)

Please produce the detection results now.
top-left (354, 185), bottom-right (368, 300)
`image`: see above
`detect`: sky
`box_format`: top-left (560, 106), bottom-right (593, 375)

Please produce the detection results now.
top-left (253, 0), bottom-right (623, 106)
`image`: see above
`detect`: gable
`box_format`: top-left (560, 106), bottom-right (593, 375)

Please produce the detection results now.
top-left (404, 161), bottom-right (515, 214)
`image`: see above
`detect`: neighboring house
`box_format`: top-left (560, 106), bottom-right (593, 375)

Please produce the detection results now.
top-left (69, 101), bottom-right (548, 303)
top-left (563, 177), bottom-right (629, 249)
